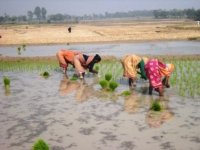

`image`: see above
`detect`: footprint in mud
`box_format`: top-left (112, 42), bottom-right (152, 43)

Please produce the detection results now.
top-left (119, 141), bottom-right (135, 150)
top-left (79, 127), bottom-right (96, 135)
top-left (160, 142), bottom-right (175, 150)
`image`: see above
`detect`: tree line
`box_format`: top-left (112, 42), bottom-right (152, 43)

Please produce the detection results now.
top-left (0, 6), bottom-right (200, 24)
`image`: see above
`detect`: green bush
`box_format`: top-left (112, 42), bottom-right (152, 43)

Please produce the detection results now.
top-left (99, 80), bottom-right (108, 89)
top-left (109, 81), bottom-right (118, 91)
top-left (150, 101), bottom-right (162, 111)
top-left (32, 139), bottom-right (49, 150)
top-left (105, 73), bottom-right (112, 81)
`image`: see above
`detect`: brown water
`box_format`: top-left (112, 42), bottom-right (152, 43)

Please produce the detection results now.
top-left (0, 71), bottom-right (200, 150)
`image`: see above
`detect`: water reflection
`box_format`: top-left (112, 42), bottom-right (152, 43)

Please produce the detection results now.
top-left (59, 75), bottom-right (98, 102)
top-left (146, 97), bottom-right (174, 128)
top-left (59, 75), bottom-right (174, 127)
top-left (124, 92), bottom-right (140, 113)
top-left (59, 75), bottom-right (79, 96)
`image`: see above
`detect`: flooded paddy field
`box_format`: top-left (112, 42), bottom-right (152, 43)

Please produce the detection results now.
top-left (0, 69), bottom-right (200, 150)
top-left (0, 40), bottom-right (200, 57)
top-left (0, 41), bottom-right (200, 150)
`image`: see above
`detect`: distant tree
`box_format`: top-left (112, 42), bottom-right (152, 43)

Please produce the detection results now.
top-left (194, 9), bottom-right (200, 21)
top-left (41, 7), bottom-right (47, 20)
top-left (27, 11), bottom-right (33, 21)
top-left (49, 13), bottom-right (64, 22)
top-left (34, 6), bottom-right (41, 21)
top-left (185, 8), bottom-right (196, 19)
top-left (153, 10), bottom-right (168, 19)
top-left (18, 15), bottom-right (27, 22)
top-left (11, 16), bottom-right (17, 23)
top-left (0, 16), bottom-right (4, 23)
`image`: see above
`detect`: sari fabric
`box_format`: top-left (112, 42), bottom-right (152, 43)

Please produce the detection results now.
top-left (145, 59), bottom-right (174, 88)
top-left (56, 50), bottom-right (80, 68)
top-left (121, 55), bottom-right (142, 79)
top-left (159, 63), bottom-right (175, 77)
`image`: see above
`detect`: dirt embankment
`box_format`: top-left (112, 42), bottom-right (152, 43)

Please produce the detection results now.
top-left (0, 19), bottom-right (200, 45)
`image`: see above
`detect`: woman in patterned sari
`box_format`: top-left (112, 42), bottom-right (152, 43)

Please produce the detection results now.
top-left (145, 59), bottom-right (174, 96)
top-left (121, 54), bottom-right (149, 88)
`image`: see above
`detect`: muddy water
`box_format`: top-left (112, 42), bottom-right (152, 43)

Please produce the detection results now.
top-left (0, 40), bottom-right (200, 57)
top-left (0, 71), bottom-right (199, 150)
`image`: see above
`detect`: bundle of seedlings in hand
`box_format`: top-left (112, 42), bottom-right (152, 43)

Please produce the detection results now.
top-left (32, 139), bottom-right (49, 150)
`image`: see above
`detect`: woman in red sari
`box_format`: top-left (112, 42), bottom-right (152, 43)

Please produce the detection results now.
top-left (145, 59), bottom-right (174, 96)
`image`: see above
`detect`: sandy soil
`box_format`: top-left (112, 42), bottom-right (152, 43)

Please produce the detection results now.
top-left (0, 19), bottom-right (200, 45)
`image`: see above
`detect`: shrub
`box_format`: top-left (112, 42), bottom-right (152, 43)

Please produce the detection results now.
top-left (109, 81), bottom-right (118, 91)
top-left (150, 101), bottom-right (162, 111)
top-left (99, 80), bottom-right (108, 89)
top-left (105, 73), bottom-right (112, 81)
top-left (32, 139), bottom-right (49, 150)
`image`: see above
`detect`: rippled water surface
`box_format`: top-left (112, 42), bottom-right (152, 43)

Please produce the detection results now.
top-left (0, 40), bottom-right (200, 57)
top-left (0, 71), bottom-right (199, 150)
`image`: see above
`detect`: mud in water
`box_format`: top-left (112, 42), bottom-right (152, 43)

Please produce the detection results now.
top-left (0, 71), bottom-right (200, 150)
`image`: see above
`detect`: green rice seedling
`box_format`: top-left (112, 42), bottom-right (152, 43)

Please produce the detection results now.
top-left (109, 81), bottom-right (118, 91)
top-left (150, 100), bottom-right (162, 112)
top-left (3, 76), bottom-right (10, 87)
top-left (32, 139), bottom-right (49, 150)
top-left (99, 80), bottom-right (108, 89)
top-left (105, 73), bottom-right (112, 81)
top-left (94, 65), bottom-right (100, 72)
top-left (70, 75), bottom-right (78, 81)
top-left (17, 47), bottom-right (21, 55)
top-left (22, 44), bottom-right (26, 50)
top-left (41, 71), bottom-right (50, 78)
top-left (120, 90), bottom-right (131, 96)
